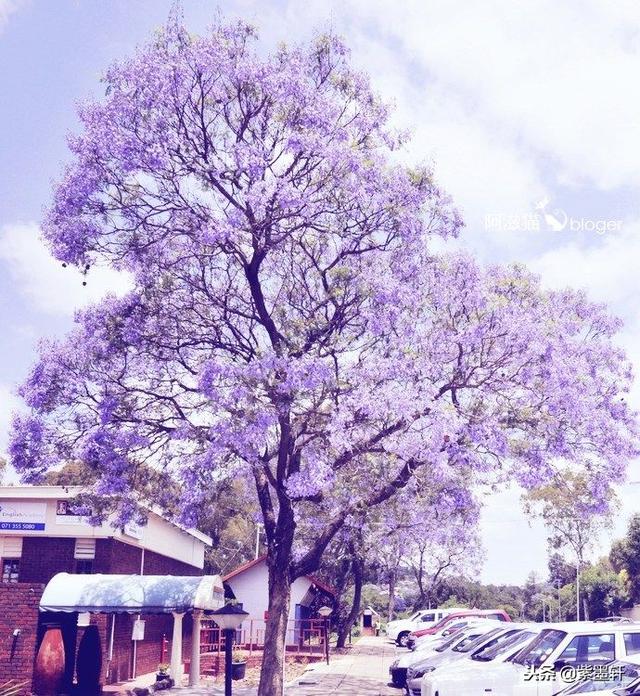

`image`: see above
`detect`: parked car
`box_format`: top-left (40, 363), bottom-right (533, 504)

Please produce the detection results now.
top-left (443, 621), bottom-right (640, 696)
top-left (554, 660), bottom-right (640, 695)
top-left (417, 624), bottom-right (543, 696)
top-left (407, 609), bottom-right (512, 649)
top-left (389, 621), bottom-right (495, 688)
top-left (406, 623), bottom-right (528, 695)
top-left (386, 608), bottom-right (467, 647)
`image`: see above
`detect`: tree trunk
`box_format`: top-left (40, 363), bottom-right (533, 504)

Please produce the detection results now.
top-left (387, 568), bottom-right (397, 622)
top-left (337, 555), bottom-right (364, 648)
top-left (257, 556), bottom-right (293, 696)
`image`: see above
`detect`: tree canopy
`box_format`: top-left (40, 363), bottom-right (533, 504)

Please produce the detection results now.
top-left (9, 14), bottom-right (638, 694)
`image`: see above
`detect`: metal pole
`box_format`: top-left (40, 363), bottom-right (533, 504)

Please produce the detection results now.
top-left (324, 618), bottom-right (330, 665)
top-left (225, 628), bottom-right (233, 696)
top-left (254, 523), bottom-right (263, 559)
top-left (576, 561), bottom-right (581, 621)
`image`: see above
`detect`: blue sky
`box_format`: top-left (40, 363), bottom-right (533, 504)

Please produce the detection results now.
top-left (1, 0), bottom-right (640, 585)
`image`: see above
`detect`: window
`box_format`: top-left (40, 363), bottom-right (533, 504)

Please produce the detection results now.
top-left (473, 630), bottom-right (536, 662)
top-left (75, 559), bottom-right (94, 574)
top-left (435, 633), bottom-right (467, 652)
top-left (2, 559), bottom-right (20, 583)
top-left (74, 538), bottom-right (96, 560)
top-left (624, 632), bottom-right (640, 656)
top-left (512, 629), bottom-right (567, 667)
top-left (556, 633), bottom-right (615, 665)
top-left (420, 613), bottom-right (436, 622)
top-left (452, 631), bottom-right (489, 652)
top-left (561, 662), bottom-right (639, 693)
top-left (487, 612), bottom-right (507, 621)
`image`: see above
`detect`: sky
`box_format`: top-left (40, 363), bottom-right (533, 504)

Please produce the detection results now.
top-left (1, 0), bottom-right (640, 585)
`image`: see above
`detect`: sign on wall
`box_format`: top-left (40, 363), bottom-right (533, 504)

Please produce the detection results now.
top-left (0, 501), bottom-right (47, 531)
top-left (132, 619), bottom-right (146, 641)
top-left (123, 521), bottom-right (144, 540)
top-left (55, 499), bottom-right (93, 525)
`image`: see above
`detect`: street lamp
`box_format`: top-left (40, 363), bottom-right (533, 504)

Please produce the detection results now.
top-left (317, 606), bottom-right (332, 665)
top-left (209, 603), bottom-right (249, 696)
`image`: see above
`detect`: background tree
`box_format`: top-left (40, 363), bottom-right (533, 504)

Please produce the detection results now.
top-left (580, 558), bottom-right (628, 619)
top-left (9, 15), bottom-right (637, 695)
top-left (610, 513), bottom-right (640, 606)
top-left (523, 470), bottom-right (616, 620)
top-left (548, 552), bottom-right (577, 589)
top-left (321, 527), bottom-right (366, 648)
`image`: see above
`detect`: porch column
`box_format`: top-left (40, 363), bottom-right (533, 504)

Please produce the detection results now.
top-left (189, 610), bottom-right (202, 686)
top-left (170, 612), bottom-right (184, 684)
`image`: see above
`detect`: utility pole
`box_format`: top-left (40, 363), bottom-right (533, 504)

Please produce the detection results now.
top-left (254, 522), bottom-right (264, 559)
top-left (576, 559), bottom-right (581, 621)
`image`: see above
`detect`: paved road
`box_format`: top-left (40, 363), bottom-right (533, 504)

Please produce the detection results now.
top-left (288, 636), bottom-right (400, 695)
top-left (171, 636), bottom-right (402, 695)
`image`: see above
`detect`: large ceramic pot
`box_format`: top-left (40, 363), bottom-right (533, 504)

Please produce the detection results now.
top-left (33, 626), bottom-right (65, 696)
top-left (76, 624), bottom-right (102, 695)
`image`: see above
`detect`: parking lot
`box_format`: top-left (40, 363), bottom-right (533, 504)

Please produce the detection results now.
top-left (170, 636), bottom-right (400, 695)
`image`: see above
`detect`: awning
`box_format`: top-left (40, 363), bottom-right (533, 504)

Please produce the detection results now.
top-left (40, 572), bottom-right (225, 614)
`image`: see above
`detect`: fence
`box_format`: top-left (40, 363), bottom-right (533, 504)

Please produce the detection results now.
top-left (200, 618), bottom-right (328, 657)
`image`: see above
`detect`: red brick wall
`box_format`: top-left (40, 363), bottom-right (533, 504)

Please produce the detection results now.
top-left (19, 537), bottom-right (76, 583)
top-left (4, 536), bottom-right (204, 686)
top-left (0, 582), bottom-right (44, 692)
top-left (20, 536), bottom-right (202, 582)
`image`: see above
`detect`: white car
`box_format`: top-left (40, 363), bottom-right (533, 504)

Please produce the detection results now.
top-left (387, 608), bottom-right (466, 647)
top-left (439, 621), bottom-right (640, 696)
top-left (389, 621), bottom-right (493, 688)
top-left (412, 619), bottom-right (485, 650)
top-left (418, 624), bottom-right (543, 696)
top-left (410, 623), bottom-right (530, 695)
top-left (554, 660), bottom-right (640, 695)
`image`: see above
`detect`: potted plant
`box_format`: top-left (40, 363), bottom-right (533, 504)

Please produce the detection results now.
top-left (156, 663), bottom-right (170, 682)
top-left (231, 649), bottom-right (247, 680)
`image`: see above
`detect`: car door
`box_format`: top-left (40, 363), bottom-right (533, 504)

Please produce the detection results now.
top-left (554, 632), bottom-right (615, 668)
top-left (622, 630), bottom-right (640, 661)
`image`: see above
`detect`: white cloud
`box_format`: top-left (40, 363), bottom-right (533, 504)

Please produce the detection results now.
top-left (0, 0), bottom-right (22, 34)
top-left (0, 383), bottom-right (20, 454)
top-left (331, 0), bottom-right (640, 191)
top-left (0, 222), bottom-right (132, 316)
top-left (530, 222), bottom-right (640, 399)
top-left (234, 0), bottom-right (640, 260)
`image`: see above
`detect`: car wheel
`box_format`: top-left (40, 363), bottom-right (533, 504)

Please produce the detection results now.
top-left (397, 631), bottom-right (410, 647)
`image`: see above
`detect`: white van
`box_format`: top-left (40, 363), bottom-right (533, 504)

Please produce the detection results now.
top-left (387, 607), bottom-right (467, 647)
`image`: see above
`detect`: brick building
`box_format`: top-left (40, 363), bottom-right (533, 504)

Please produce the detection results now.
top-left (0, 486), bottom-right (221, 693)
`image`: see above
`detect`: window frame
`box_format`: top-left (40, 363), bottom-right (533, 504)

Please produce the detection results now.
top-left (1, 558), bottom-right (20, 583)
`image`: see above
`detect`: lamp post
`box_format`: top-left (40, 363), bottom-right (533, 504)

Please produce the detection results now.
top-left (317, 606), bottom-right (332, 666)
top-left (209, 604), bottom-right (249, 696)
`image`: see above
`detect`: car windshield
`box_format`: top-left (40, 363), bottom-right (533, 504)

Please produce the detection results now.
top-left (559, 661), bottom-right (640, 693)
top-left (472, 630), bottom-right (536, 662)
top-left (453, 628), bottom-right (502, 653)
top-left (512, 629), bottom-right (567, 667)
top-left (435, 633), bottom-right (468, 652)
top-left (409, 612), bottom-right (421, 621)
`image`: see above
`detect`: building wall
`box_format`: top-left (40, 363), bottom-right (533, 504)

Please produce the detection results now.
top-left (19, 536), bottom-right (76, 584)
top-left (225, 561), bottom-right (313, 644)
top-left (0, 487), bottom-right (208, 569)
top-left (16, 536), bottom-right (202, 583)
top-left (0, 582), bottom-right (44, 693)
top-left (1, 536), bottom-right (205, 688)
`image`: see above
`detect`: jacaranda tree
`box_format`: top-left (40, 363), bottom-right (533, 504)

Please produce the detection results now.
top-left (10, 16), bottom-right (637, 694)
